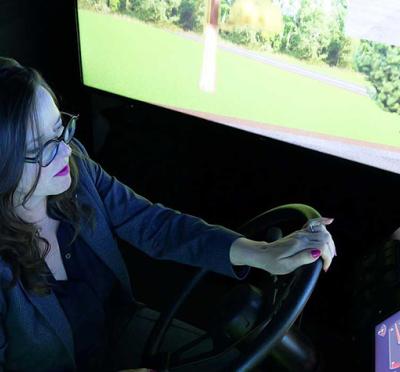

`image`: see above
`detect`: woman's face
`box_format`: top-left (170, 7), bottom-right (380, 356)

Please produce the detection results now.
top-left (15, 86), bottom-right (72, 203)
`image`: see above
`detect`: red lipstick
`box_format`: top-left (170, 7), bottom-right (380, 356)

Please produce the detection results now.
top-left (54, 165), bottom-right (69, 177)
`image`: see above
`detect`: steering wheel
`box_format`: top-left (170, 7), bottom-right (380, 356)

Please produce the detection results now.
top-left (142, 204), bottom-right (323, 371)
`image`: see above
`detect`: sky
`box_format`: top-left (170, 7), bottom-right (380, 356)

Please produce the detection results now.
top-left (345, 0), bottom-right (400, 46)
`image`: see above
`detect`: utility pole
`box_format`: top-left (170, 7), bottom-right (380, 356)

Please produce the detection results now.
top-left (199, 0), bottom-right (220, 93)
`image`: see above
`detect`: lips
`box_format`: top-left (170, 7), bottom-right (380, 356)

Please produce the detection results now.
top-left (55, 165), bottom-right (69, 176)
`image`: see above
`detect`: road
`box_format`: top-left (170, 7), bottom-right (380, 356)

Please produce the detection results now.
top-left (179, 31), bottom-right (368, 96)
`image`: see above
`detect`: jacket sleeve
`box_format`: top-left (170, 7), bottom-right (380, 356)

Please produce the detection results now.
top-left (0, 320), bottom-right (5, 371)
top-left (0, 272), bottom-right (7, 371)
top-left (72, 138), bottom-right (250, 279)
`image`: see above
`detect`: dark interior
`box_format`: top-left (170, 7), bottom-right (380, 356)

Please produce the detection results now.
top-left (2, 1), bottom-right (400, 371)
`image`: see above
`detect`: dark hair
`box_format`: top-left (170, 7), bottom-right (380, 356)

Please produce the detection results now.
top-left (0, 57), bottom-right (95, 295)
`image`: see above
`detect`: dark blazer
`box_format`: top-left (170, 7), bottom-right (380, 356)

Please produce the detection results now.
top-left (0, 138), bottom-right (247, 371)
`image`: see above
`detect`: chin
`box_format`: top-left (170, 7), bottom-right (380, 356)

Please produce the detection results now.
top-left (51, 175), bottom-right (72, 195)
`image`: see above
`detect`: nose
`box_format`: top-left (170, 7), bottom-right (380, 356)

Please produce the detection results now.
top-left (58, 140), bottom-right (72, 158)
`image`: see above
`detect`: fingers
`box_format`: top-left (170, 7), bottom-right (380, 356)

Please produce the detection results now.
top-left (310, 223), bottom-right (336, 260)
top-left (280, 230), bottom-right (335, 272)
top-left (320, 243), bottom-right (333, 271)
top-left (258, 217), bottom-right (336, 275)
top-left (330, 234), bottom-right (337, 257)
top-left (280, 229), bottom-right (332, 257)
top-left (303, 217), bottom-right (334, 232)
top-left (303, 217), bottom-right (336, 270)
top-left (282, 248), bottom-right (324, 272)
top-left (306, 229), bottom-right (334, 272)
top-left (325, 233), bottom-right (336, 258)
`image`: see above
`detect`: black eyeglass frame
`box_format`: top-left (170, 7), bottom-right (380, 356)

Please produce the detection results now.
top-left (24, 111), bottom-right (78, 167)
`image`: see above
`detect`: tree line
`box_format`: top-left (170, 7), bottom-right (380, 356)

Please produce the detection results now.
top-left (80, 0), bottom-right (400, 115)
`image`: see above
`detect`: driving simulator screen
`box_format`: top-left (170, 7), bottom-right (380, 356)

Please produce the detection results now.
top-left (76, 0), bottom-right (400, 173)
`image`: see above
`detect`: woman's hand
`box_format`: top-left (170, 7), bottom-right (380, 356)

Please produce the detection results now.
top-left (230, 217), bottom-right (336, 274)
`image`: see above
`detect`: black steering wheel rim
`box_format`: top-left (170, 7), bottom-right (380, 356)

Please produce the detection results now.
top-left (142, 204), bottom-right (323, 371)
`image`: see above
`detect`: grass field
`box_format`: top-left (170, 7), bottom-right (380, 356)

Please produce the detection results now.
top-left (77, 9), bottom-right (400, 149)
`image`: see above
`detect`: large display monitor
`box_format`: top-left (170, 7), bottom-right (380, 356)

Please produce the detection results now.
top-left (76, 0), bottom-right (400, 173)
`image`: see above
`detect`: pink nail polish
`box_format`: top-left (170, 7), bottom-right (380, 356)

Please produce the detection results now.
top-left (311, 249), bottom-right (321, 258)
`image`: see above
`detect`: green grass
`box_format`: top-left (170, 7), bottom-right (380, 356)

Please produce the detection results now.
top-left (78, 9), bottom-right (400, 148)
top-left (252, 48), bottom-right (367, 86)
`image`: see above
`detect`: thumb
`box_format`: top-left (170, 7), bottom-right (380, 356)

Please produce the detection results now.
top-left (319, 217), bottom-right (334, 225)
top-left (287, 248), bottom-right (322, 270)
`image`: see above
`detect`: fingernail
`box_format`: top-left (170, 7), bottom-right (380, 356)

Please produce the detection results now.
top-left (311, 249), bottom-right (321, 258)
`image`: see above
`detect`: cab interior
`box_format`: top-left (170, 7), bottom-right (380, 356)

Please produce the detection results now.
top-left (1, 1), bottom-right (400, 371)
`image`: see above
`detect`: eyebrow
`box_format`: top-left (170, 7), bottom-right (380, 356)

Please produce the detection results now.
top-left (28, 116), bottom-right (62, 147)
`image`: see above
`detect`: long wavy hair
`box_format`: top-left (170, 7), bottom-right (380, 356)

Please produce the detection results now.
top-left (0, 57), bottom-right (95, 296)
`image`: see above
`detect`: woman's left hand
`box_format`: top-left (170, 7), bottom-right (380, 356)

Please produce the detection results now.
top-left (230, 217), bottom-right (336, 274)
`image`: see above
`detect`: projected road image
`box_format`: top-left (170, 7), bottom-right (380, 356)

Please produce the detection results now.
top-left (77, 1), bottom-right (400, 173)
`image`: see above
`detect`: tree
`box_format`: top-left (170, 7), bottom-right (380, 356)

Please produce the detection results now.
top-left (225, 0), bottom-right (283, 34)
top-left (284, 0), bottom-right (331, 60)
top-left (178, 0), bottom-right (204, 31)
top-left (220, 0), bottom-right (283, 49)
top-left (323, 0), bottom-right (353, 67)
top-left (278, 0), bottom-right (353, 66)
top-left (220, 0), bottom-right (233, 24)
top-left (129, 0), bottom-right (168, 23)
top-left (355, 41), bottom-right (400, 115)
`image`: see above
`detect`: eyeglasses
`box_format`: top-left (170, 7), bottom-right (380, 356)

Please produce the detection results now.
top-left (24, 111), bottom-right (78, 167)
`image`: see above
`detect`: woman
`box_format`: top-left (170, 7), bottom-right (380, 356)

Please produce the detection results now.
top-left (0, 57), bottom-right (336, 372)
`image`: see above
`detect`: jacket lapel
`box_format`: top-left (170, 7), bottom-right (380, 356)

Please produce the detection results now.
top-left (17, 181), bottom-right (134, 364)
top-left (17, 214), bottom-right (129, 368)
top-left (20, 282), bottom-right (76, 365)
top-left (78, 212), bottom-right (132, 298)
